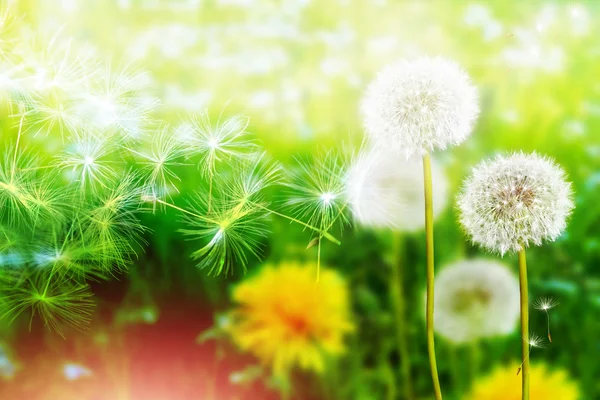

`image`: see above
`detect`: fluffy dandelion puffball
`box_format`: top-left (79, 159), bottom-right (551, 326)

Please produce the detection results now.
top-left (227, 262), bottom-right (354, 377)
top-left (433, 259), bottom-right (520, 344)
top-left (464, 362), bottom-right (580, 400)
top-left (458, 152), bottom-right (574, 255)
top-left (346, 147), bottom-right (449, 231)
top-left (361, 56), bottom-right (479, 157)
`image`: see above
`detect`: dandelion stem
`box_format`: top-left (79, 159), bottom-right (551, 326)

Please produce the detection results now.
top-left (11, 113), bottom-right (25, 180)
top-left (208, 174), bottom-right (213, 213)
top-left (518, 248), bottom-right (530, 400)
top-left (390, 232), bottom-right (414, 400)
top-left (545, 309), bottom-right (552, 343)
top-left (154, 198), bottom-right (219, 225)
top-left (423, 153), bottom-right (442, 400)
top-left (254, 204), bottom-right (341, 245)
top-left (470, 340), bottom-right (481, 383)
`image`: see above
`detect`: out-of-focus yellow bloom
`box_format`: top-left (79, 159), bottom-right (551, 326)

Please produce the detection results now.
top-left (464, 362), bottom-right (580, 400)
top-left (228, 262), bottom-right (354, 377)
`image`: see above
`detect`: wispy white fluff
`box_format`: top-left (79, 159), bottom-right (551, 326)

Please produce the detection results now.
top-left (361, 56), bottom-right (479, 158)
top-left (457, 152), bottom-right (574, 255)
top-left (433, 259), bottom-right (520, 344)
top-left (345, 147), bottom-right (448, 232)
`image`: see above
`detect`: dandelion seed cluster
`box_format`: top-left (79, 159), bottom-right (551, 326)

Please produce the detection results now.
top-left (433, 259), bottom-right (520, 344)
top-left (0, 10), bottom-right (293, 333)
top-left (346, 147), bottom-right (449, 231)
top-left (361, 56), bottom-right (479, 157)
top-left (457, 152), bottom-right (574, 255)
top-left (0, 6), bottom-right (355, 335)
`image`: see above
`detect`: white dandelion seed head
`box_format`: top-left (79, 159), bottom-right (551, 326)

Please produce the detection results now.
top-left (345, 147), bottom-right (449, 232)
top-left (457, 152), bottom-right (574, 255)
top-left (433, 259), bottom-right (521, 344)
top-left (361, 56), bottom-right (479, 158)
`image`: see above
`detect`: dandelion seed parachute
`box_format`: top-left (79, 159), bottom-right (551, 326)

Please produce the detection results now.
top-left (361, 56), bottom-right (479, 158)
top-left (284, 150), bottom-right (348, 231)
top-left (56, 133), bottom-right (118, 191)
top-left (179, 195), bottom-right (269, 276)
top-left (433, 259), bottom-right (520, 344)
top-left (0, 270), bottom-right (95, 337)
top-left (457, 152), bottom-right (574, 255)
top-left (128, 125), bottom-right (186, 201)
top-left (346, 147), bottom-right (449, 231)
top-left (185, 108), bottom-right (257, 177)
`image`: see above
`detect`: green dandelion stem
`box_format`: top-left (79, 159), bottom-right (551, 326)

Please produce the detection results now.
top-left (390, 232), bottom-right (414, 400)
top-left (11, 113), bottom-right (25, 179)
top-left (155, 199), bottom-right (220, 225)
top-left (18, 165), bottom-right (56, 172)
top-left (470, 340), bottom-right (481, 383)
top-left (208, 173), bottom-right (213, 213)
top-left (254, 204), bottom-right (341, 245)
top-left (518, 248), bottom-right (530, 400)
top-left (545, 309), bottom-right (552, 343)
top-left (423, 153), bottom-right (442, 400)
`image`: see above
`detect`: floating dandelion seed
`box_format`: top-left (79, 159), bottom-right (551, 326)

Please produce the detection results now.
top-left (285, 150), bottom-right (348, 232)
top-left (185, 108), bottom-right (256, 210)
top-left (128, 125), bottom-right (186, 203)
top-left (0, 271), bottom-right (95, 337)
top-left (0, 150), bottom-right (36, 224)
top-left (432, 259), bottom-right (520, 344)
top-left (79, 64), bottom-right (158, 140)
top-left (176, 154), bottom-right (279, 276)
top-left (284, 150), bottom-right (348, 280)
top-left (26, 175), bottom-right (70, 227)
top-left (457, 152), bottom-right (574, 255)
top-left (33, 227), bottom-right (111, 281)
top-left (533, 296), bottom-right (559, 342)
top-left (361, 56), bottom-right (479, 158)
top-left (178, 195), bottom-right (269, 276)
top-left (346, 146), bottom-right (449, 231)
top-left (517, 332), bottom-right (545, 375)
top-left (186, 108), bottom-right (256, 178)
top-left (57, 134), bottom-right (118, 191)
top-left (82, 174), bottom-right (146, 273)
top-left (225, 151), bottom-right (282, 206)
top-left (19, 89), bottom-right (86, 139)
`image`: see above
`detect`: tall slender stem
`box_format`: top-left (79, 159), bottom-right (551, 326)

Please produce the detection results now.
top-left (469, 340), bottom-right (480, 383)
top-left (518, 249), bottom-right (530, 400)
top-left (207, 173), bottom-right (213, 213)
top-left (253, 203), bottom-right (341, 245)
top-left (390, 233), bottom-right (414, 400)
top-left (154, 198), bottom-right (219, 225)
top-left (423, 153), bottom-right (442, 400)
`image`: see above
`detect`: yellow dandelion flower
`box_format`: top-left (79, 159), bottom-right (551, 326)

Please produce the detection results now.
top-left (464, 362), bottom-right (580, 400)
top-left (227, 262), bottom-right (354, 377)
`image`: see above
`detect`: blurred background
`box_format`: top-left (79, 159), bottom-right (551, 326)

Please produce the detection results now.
top-left (1, 0), bottom-right (599, 399)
